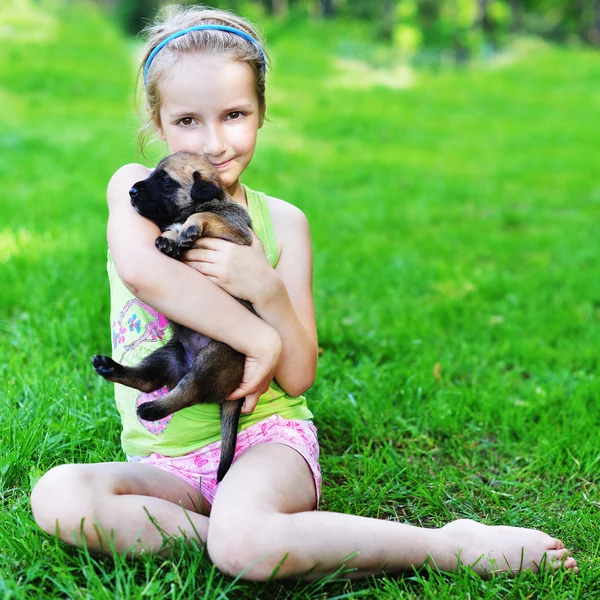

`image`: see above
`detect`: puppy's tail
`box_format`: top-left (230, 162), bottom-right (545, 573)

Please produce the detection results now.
top-left (216, 399), bottom-right (244, 482)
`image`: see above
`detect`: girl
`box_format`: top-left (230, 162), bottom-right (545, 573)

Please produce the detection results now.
top-left (31, 4), bottom-right (577, 579)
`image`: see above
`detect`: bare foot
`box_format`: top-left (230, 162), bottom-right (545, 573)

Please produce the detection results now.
top-left (431, 519), bottom-right (578, 576)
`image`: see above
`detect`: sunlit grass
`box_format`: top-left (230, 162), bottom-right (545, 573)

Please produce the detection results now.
top-left (1, 2), bottom-right (599, 598)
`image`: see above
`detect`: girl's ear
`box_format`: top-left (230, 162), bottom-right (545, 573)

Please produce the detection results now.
top-left (148, 105), bottom-right (167, 141)
top-left (154, 121), bottom-right (167, 141)
top-left (258, 105), bottom-right (266, 129)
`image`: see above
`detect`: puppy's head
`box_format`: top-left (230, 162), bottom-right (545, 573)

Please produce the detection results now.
top-left (129, 152), bottom-right (227, 229)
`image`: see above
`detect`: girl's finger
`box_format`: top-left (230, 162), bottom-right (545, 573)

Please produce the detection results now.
top-left (240, 394), bottom-right (260, 414)
top-left (227, 379), bottom-right (269, 404)
top-left (250, 231), bottom-right (266, 251)
top-left (227, 386), bottom-right (249, 401)
top-left (193, 238), bottom-right (230, 251)
top-left (186, 261), bottom-right (219, 277)
top-left (183, 248), bottom-right (217, 263)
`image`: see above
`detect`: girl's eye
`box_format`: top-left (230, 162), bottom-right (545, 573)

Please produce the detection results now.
top-left (226, 111), bottom-right (244, 120)
top-left (179, 117), bottom-right (194, 126)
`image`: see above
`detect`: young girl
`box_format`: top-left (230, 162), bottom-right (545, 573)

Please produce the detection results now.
top-left (31, 4), bottom-right (577, 579)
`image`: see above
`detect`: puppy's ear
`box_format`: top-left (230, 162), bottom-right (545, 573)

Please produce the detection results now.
top-left (191, 171), bottom-right (223, 203)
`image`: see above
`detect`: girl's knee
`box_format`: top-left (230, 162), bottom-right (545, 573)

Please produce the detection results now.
top-left (207, 512), bottom-right (290, 580)
top-left (30, 464), bottom-right (96, 535)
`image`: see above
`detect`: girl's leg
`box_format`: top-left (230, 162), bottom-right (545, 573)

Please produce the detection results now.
top-left (31, 462), bottom-right (210, 556)
top-left (207, 444), bottom-right (577, 580)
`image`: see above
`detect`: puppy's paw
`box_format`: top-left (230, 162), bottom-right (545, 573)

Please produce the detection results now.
top-left (137, 400), bottom-right (170, 421)
top-left (177, 224), bottom-right (201, 249)
top-left (92, 355), bottom-right (122, 381)
top-left (156, 235), bottom-right (181, 258)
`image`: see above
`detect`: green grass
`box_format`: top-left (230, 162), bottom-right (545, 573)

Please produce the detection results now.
top-left (1, 1), bottom-right (600, 598)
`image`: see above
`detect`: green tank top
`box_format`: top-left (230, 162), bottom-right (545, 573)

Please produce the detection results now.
top-left (107, 185), bottom-right (313, 457)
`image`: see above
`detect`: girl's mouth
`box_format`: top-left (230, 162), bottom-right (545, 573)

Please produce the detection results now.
top-left (214, 159), bottom-right (232, 169)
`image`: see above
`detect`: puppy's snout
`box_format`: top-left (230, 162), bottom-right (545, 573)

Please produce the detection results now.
top-left (129, 182), bottom-right (148, 216)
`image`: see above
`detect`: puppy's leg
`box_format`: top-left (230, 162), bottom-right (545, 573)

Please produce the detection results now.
top-left (177, 213), bottom-right (252, 248)
top-left (92, 339), bottom-right (191, 393)
top-left (136, 341), bottom-right (244, 420)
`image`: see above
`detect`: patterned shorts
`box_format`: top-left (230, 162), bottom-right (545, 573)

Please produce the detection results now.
top-left (127, 414), bottom-right (321, 508)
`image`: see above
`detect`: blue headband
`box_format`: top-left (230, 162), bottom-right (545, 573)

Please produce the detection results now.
top-left (143, 25), bottom-right (266, 87)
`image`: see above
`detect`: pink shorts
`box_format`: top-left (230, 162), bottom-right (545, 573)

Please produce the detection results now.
top-left (127, 415), bottom-right (321, 508)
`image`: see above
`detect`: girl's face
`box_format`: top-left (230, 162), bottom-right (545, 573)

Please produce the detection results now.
top-left (155, 53), bottom-right (263, 193)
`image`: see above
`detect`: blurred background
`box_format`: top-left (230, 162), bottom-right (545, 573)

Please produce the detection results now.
top-left (105, 0), bottom-right (600, 59)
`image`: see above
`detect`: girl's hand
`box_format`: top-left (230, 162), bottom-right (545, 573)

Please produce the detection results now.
top-left (227, 329), bottom-right (282, 414)
top-left (183, 233), bottom-right (272, 305)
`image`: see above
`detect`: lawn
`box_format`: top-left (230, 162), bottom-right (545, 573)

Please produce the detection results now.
top-left (1, 1), bottom-right (599, 598)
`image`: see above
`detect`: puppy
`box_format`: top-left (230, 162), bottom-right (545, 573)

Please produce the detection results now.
top-left (93, 151), bottom-right (255, 481)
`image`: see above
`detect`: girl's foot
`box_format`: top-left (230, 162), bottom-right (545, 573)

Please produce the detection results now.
top-left (432, 519), bottom-right (578, 576)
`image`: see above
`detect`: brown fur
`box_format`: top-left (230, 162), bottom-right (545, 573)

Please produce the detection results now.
top-left (93, 152), bottom-right (256, 482)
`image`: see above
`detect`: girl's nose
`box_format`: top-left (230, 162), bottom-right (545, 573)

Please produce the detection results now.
top-left (202, 125), bottom-right (226, 158)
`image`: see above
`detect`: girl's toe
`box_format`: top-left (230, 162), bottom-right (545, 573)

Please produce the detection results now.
top-left (564, 556), bottom-right (578, 571)
top-left (546, 549), bottom-right (569, 571)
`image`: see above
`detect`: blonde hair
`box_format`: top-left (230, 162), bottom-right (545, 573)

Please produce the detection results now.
top-left (136, 4), bottom-right (269, 154)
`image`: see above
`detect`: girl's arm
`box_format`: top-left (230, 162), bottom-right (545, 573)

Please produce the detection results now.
top-left (256, 199), bottom-right (317, 397)
top-left (107, 164), bottom-right (282, 410)
top-left (184, 198), bottom-right (318, 398)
